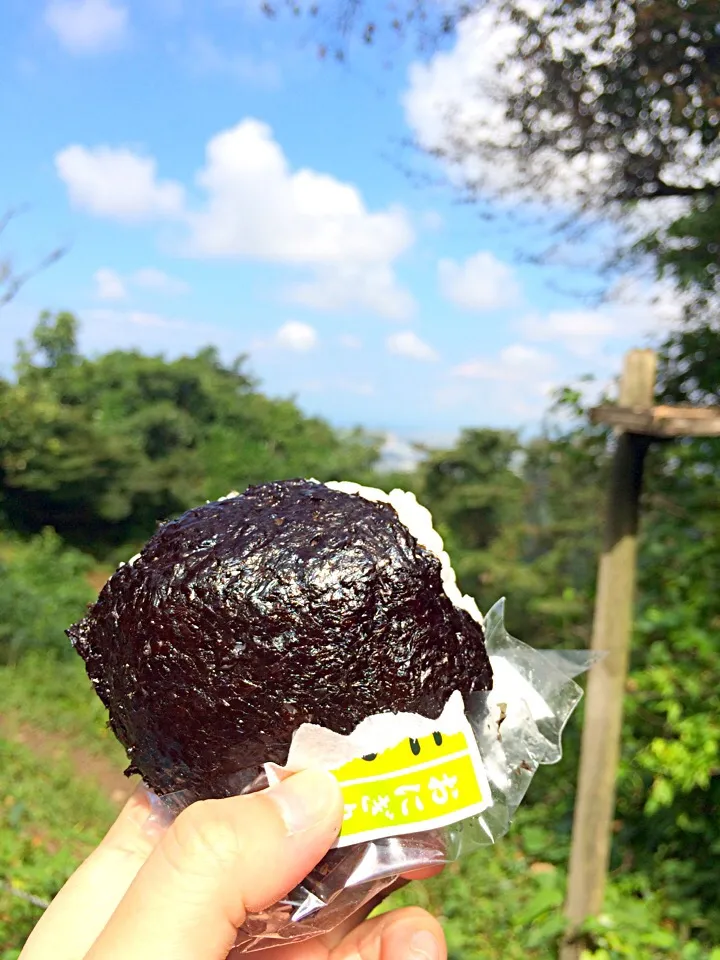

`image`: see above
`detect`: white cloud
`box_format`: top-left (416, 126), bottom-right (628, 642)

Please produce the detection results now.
top-left (345, 381), bottom-right (375, 396)
top-left (402, 8), bottom-right (616, 208)
top-left (439, 277), bottom-right (687, 420)
top-left (132, 268), bottom-right (190, 295)
top-left (0, 307), bottom-right (254, 374)
top-left (453, 344), bottom-right (555, 382)
top-left (611, 275), bottom-right (689, 326)
top-left (45, 0), bottom-right (128, 55)
top-left (438, 342), bottom-right (557, 420)
top-left (519, 277), bottom-right (687, 357)
top-left (339, 334), bottom-right (362, 349)
top-left (94, 266), bottom-right (190, 300)
top-left (274, 321), bottom-right (317, 352)
top-left (94, 267), bottom-right (127, 300)
top-left (71, 307), bottom-right (246, 363)
top-left (83, 307), bottom-right (188, 332)
top-left (295, 377), bottom-right (375, 396)
top-left (519, 311), bottom-right (618, 358)
top-left (288, 263), bottom-right (415, 321)
top-left (56, 146), bottom-right (185, 222)
top-left (188, 120), bottom-right (412, 266)
top-left (56, 119), bottom-right (413, 317)
top-left (125, 310), bottom-right (183, 328)
top-left (403, 10), bottom-right (533, 200)
top-left (438, 251), bottom-right (520, 312)
top-left (387, 331), bottom-right (439, 362)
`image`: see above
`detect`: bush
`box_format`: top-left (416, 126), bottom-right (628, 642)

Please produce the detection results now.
top-left (0, 529), bottom-right (95, 664)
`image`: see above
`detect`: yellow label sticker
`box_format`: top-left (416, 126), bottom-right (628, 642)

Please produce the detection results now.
top-left (329, 718), bottom-right (491, 848)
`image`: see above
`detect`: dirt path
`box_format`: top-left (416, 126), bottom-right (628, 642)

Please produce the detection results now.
top-left (0, 715), bottom-right (137, 806)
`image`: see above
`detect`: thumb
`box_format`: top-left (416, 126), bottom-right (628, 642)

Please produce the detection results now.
top-left (86, 768), bottom-right (344, 960)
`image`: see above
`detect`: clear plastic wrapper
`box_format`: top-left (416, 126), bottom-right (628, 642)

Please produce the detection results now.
top-left (147, 599), bottom-right (598, 953)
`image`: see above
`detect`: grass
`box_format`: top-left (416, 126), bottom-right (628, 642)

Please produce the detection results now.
top-left (0, 658), bottom-right (124, 957)
top-left (0, 737), bottom-right (115, 958)
top-left (382, 834), bottom-right (568, 960)
top-left (0, 657), bottom-right (124, 763)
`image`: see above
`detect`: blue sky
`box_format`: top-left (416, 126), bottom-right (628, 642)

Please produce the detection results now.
top-left (0, 0), bottom-right (681, 452)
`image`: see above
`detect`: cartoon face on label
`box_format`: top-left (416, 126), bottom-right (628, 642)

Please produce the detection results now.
top-left (329, 704), bottom-right (492, 848)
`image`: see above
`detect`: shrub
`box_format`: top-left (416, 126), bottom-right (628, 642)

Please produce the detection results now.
top-left (0, 529), bottom-right (95, 664)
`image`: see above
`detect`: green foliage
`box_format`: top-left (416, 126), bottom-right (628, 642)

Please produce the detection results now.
top-left (408, 323), bottom-right (720, 953)
top-left (1, 314), bottom-right (720, 956)
top-left (381, 799), bottom-right (713, 958)
top-left (641, 197), bottom-right (720, 295)
top-left (0, 313), bottom-right (380, 556)
top-left (657, 319), bottom-right (720, 407)
top-left (382, 835), bottom-right (567, 959)
top-left (0, 529), bottom-right (95, 664)
top-left (612, 433), bottom-right (720, 944)
top-left (416, 423), bottom-right (606, 648)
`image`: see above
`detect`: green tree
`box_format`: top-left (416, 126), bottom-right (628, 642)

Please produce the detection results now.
top-left (414, 328), bottom-right (720, 948)
top-left (538, 332), bottom-right (720, 947)
top-left (273, 1), bottom-right (720, 291)
top-left (657, 317), bottom-right (720, 406)
top-left (0, 313), bottom-right (380, 555)
top-left (418, 428), bottom-right (525, 609)
top-left (416, 421), bottom-right (606, 646)
top-left (486, 0), bottom-right (720, 207)
top-left (642, 200), bottom-right (720, 295)
top-left (271, 0), bottom-right (720, 205)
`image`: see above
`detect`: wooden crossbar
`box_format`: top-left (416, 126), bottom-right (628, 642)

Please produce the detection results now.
top-left (590, 403), bottom-right (720, 438)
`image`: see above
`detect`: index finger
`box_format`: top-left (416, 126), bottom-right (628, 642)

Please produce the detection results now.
top-left (86, 769), bottom-right (343, 960)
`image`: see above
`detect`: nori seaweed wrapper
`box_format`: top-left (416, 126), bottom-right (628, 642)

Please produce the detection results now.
top-left (68, 479), bottom-right (492, 800)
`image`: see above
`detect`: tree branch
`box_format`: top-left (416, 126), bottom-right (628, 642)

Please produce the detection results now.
top-left (641, 182), bottom-right (720, 201)
top-left (0, 207), bottom-right (68, 312)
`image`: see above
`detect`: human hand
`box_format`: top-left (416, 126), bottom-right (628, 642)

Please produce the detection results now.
top-left (19, 770), bottom-right (445, 960)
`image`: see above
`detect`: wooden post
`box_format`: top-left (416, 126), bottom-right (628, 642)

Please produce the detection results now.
top-left (561, 349), bottom-right (657, 958)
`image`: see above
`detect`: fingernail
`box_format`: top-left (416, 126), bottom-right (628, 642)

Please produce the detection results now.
top-left (140, 788), bottom-right (177, 838)
top-left (267, 769), bottom-right (340, 835)
top-left (408, 930), bottom-right (440, 960)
